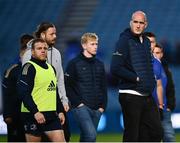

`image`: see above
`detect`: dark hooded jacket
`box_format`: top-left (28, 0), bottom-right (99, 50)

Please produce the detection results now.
top-left (162, 59), bottom-right (176, 111)
top-left (111, 28), bottom-right (155, 94)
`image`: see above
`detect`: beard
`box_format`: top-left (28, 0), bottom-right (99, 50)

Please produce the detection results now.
top-left (46, 39), bottom-right (56, 47)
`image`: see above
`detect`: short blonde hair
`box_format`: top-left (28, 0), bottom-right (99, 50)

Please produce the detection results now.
top-left (81, 33), bottom-right (98, 45)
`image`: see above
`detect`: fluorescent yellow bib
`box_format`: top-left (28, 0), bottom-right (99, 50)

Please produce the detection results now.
top-left (21, 61), bottom-right (57, 112)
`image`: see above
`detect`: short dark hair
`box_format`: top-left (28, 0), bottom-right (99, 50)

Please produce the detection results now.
top-left (144, 32), bottom-right (156, 38)
top-left (20, 34), bottom-right (34, 50)
top-left (31, 38), bottom-right (46, 49)
top-left (34, 22), bottom-right (55, 38)
top-left (152, 43), bottom-right (164, 53)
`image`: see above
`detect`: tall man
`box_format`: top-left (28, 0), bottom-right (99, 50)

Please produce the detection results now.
top-left (111, 11), bottom-right (163, 141)
top-left (144, 32), bottom-right (156, 51)
top-left (22, 22), bottom-right (70, 141)
top-left (17, 38), bottom-right (65, 142)
top-left (65, 33), bottom-right (107, 142)
top-left (2, 34), bottom-right (33, 142)
top-left (22, 22), bottom-right (69, 111)
top-left (144, 32), bottom-right (164, 120)
top-left (144, 32), bottom-right (176, 111)
top-left (145, 32), bottom-right (176, 142)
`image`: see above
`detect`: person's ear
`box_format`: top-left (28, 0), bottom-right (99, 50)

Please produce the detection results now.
top-left (145, 22), bottom-right (148, 28)
top-left (41, 33), bottom-right (45, 40)
top-left (82, 44), bottom-right (86, 50)
top-left (31, 47), bottom-right (34, 53)
top-left (129, 20), bottom-right (132, 27)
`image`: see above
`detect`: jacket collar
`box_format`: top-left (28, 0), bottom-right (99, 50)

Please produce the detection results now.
top-left (79, 52), bottom-right (95, 62)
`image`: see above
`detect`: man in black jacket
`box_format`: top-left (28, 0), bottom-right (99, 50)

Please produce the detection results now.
top-left (2, 34), bottom-right (33, 142)
top-left (145, 31), bottom-right (176, 142)
top-left (65, 33), bottom-right (107, 142)
top-left (162, 60), bottom-right (176, 111)
top-left (144, 32), bottom-right (176, 112)
top-left (111, 11), bottom-right (163, 142)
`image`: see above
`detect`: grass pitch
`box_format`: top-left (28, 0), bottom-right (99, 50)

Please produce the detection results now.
top-left (1, 133), bottom-right (180, 142)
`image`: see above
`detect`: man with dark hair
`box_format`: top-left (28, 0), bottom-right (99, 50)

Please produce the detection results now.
top-left (152, 44), bottom-right (176, 142)
top-left (20, 34), bottom-right (34, 49)
top-left (22, 22), bottom-right (70, 141)
top-left (144, 32), bottom-right (156, 51)
top-left (2, 34), bottom-right (33, 142)
top-left (17, 38), bottom-right (65, 142)
top-left (144, 32), bottom-right (176, 114)
top-left (144, 33), bottom-right (164, 121)
top-left (111, 11), bottom-right (163, 141)
top-left (23, 22), bottom-right (69, 111)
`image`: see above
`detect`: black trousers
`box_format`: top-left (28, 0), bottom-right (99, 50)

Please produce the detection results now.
top-left (119, 93), bottom-right (163, 142)
top-left (7, 121), bottom-right (26, 142)
top-left (62, 111), bottom-right (71, 142)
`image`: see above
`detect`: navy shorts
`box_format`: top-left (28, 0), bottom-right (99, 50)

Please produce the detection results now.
top-left (22, 112), bottom-right (62, 136)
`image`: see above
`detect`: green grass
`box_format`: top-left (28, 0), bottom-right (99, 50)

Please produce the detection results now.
top-left (1, 133), bottom-right (180, 142)
top-left (0, 135), bottom-right (6, 142)
top-left (0, 134), bottom-right (121, 142)
top-left (70, 133), bottom-right (122, 142)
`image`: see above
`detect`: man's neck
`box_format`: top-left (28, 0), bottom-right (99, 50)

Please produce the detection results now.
top-left (83, 51), bottom-right (93, 58)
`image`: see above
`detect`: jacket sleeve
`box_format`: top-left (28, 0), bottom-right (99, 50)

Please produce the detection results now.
top-left (55, 50), bottom-right (69, 106)
top-left (56, 88), bottom-right (65, 113)
top-left (163, 64), bottom-right (176, 111)
top-left (52, 66), bottom-right (64, 113)
top-left (2, 65), bottom-right (19, 119)
top-left (65, 60), bottom-right (82, 108)
top-left (17, 63), bottom-right (39, 115)
top-left (100, 63), bottom-right (107, 110)
top-left (110, 38), bottom-right (137, 83)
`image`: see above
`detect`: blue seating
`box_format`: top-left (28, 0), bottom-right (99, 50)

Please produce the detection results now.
top-left (86, 0), bottom-right (180, 64)
top-left (0, 0), bottom-right (67, 73)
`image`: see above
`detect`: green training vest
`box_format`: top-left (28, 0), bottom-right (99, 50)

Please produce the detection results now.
top-left (21, 61), bottom-right (57, 112)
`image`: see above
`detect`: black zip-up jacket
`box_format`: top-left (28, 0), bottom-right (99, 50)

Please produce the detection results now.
top-left (162, 59), bottom-right (176, 111)
top-left (65, 53), bottom-right (107, 110)
top-left (111, 28), bottom-right (155, 94)
top-left (17, 57), bottom-right (64, 119)
top-left (2, 62), bottom-right (22, 121)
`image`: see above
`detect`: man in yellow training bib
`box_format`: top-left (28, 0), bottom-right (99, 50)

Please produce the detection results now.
top-left (17, 38), bottom-right (65, 142)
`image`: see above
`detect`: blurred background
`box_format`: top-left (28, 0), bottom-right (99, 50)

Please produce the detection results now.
top-left (1, 0), bottom-right (180, 141)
